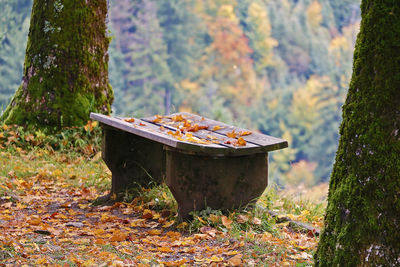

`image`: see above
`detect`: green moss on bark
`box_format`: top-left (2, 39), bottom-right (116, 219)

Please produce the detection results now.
top-left (1, 0), bottom-right (113, 128)
top-left (315, 1), bottom-right (400, 266)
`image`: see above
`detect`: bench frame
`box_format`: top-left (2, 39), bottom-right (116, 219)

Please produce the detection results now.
top-left (91, 112), bottom-right (287, 218)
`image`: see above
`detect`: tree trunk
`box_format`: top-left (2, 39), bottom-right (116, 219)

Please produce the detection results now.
top-left (315, 1), bottom-right (400, 266)
top-left (1, 0), bottom-right (113, 128)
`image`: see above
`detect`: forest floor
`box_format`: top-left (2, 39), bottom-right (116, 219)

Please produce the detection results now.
top-left (0, 125), bottom-right (327, 266)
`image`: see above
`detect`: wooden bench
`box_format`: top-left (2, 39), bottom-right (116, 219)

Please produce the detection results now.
top-left (90, 112), bottom-right (288, 218)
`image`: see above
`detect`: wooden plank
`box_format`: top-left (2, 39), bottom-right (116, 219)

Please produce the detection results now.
top-left (175, 112), bottom-right (288, 152)
top-left (141, 114), bottom-right (261, 151)
top-left (90, 113), bottom-right (261, 156)
top-left (91, 113), bottom-right (178, 147)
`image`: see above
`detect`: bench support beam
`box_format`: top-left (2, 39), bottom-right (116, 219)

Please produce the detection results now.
top-left (165, 148), bottom-right (269, 219)
top-left (101, 126), bottom-right (165, 197)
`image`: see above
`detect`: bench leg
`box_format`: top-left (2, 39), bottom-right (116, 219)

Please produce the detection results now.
top-left (101, 126), bottom-right (165, 197)
top-left (165, 148), bottom-right (268, 219)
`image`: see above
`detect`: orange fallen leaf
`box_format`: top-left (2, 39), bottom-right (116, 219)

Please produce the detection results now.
top-left (148, 229), bottom-right (162, 235)
top-left (124, 118), bottom-right (135, 123)
top-left (29, 215), bottom-right (41, 226)
top-left (171, 115), bottom-right (184, 122)
top-left (142, 209), bottom-right (153, 219)
top-left (183, 120), bottom-right (191, 128)
top-left (110, 230), bottom-right (128, 242)
top-left (187, 124), bottom-right (208, 132)
top-left (235, 137), bottom-right (246, 147)
top-left (158, 246), bottom-right (173, 253)
top-left (139, 122), bottom-right (146, 126)
top-left (227, 254), bottom-right (242, 266)
top-left (227, 130), bottom-right (237, 138)
top-left (221, 216), bottom-right (233, 229)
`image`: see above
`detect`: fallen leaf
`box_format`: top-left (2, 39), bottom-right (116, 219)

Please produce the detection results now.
top-left (158, 246), bottom-right (173, 253)
top-left (236, 214), bottom-right (249, 224)
top-left (124, 118), bottom-right (135, 123)
top-left (252, 217), bottom-right (262, 225)
top-left (227, 130), bottom-right (237, 138)
top-left (187, 124), bottom-right (208, 132)
top-left (171, 115), bottom-right (184, 122)
top-left (221, 216), bottom-right (233, 229)
top-left (28, 215), bottom-right (41, 226)
top-left (234, 137), bottom-right (246, 147)
top-left (210, 255), bottom-right (223, 262)
top-left (227, 254), bottom-right (242, 266)
top-left (148, 229), bottom-right (162, 235)
top-left (239, 131), bottom-right (252, 136)
top-left (36, 257), bottom-right (47, 264)
top-left (142, 209), bottom-right (153, 219)
top-left (110, 230), bottom-right (128, 242)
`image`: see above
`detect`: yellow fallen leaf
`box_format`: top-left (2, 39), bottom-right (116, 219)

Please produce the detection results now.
top-left (36, 257), bottom-right (47, 264)
top-left (212, 125), bottom-right (223, 131)
top-left (93, 228), bottom-right (105, 236)
top-left (239, 130), bottom-right (252, 136)
top-left (162, 221), bottom-right (175, 228)
top-left (171, 114), bottom-right (184, 122)
top-left (209, 214), bottom-right (220, 224)
top-left (197, 216), bottom-right (207, 224)
top-left (177, 222), bottom-right (188, 229)
top-left (210, 255), bottom-right (223, 262)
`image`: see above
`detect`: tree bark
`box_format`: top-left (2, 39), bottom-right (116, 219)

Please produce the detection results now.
top-left (1, 0), bottom-right (113, 128)
top-left (315, 1), bottom-right (400, 266)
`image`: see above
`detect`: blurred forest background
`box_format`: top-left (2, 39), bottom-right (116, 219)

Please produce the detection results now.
top-left (0, 0), bottom-right (360, 188)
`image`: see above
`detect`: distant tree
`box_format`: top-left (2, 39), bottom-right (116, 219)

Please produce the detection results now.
top-left (156, 0), bottom-right (207, 114)
top-left (1, 0), bottom-right (113, 127)
top-left (111, 0), bottom-right (171, 117)
top-left (0, 0), bottom-right (32, 111)
top-left (328, 0), bottom-right (360, 30)
top-left (315, 1), bottom-right (400, 266)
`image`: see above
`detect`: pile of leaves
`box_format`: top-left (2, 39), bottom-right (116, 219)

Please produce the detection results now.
top-left (0, 121), bottom-right (101, 157)
top-left (0, 123), bottom-right (324, 266)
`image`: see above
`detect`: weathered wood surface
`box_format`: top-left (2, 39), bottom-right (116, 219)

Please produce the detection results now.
top-left (91, 112), bottom-right (288, 156)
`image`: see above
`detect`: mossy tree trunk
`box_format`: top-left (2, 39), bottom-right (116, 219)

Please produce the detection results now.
top-left (315, 1), bottom-right (400, 266)
top-left (1, 0), bottom-right (113, 128)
